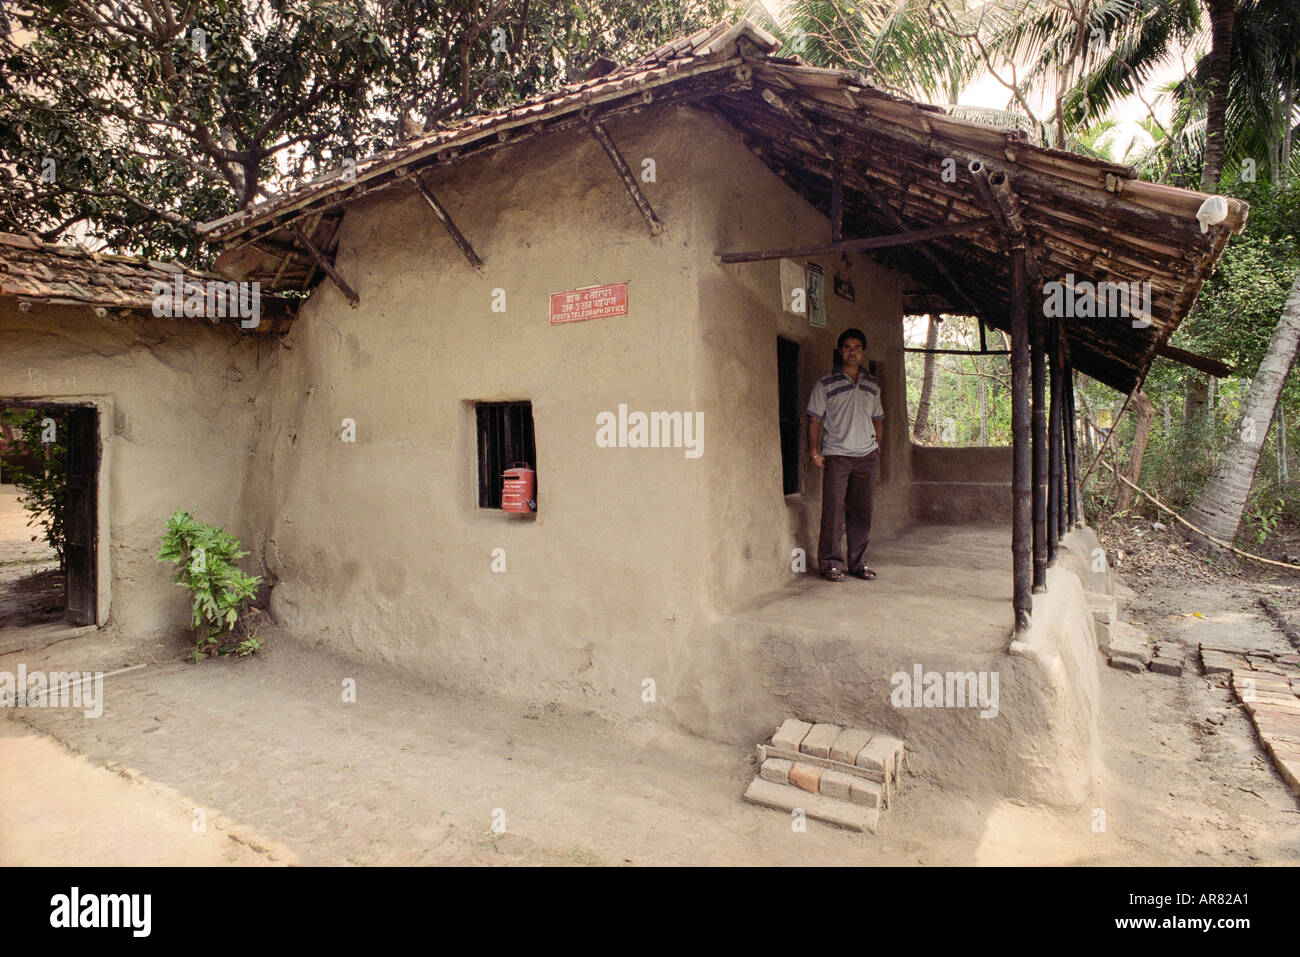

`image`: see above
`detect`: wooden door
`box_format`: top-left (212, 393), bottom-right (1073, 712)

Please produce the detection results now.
top-left (63, 407), bottom-right (97, 625)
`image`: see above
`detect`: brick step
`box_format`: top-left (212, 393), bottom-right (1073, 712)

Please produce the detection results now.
top-left (743, 778), bottom-right (881, 833)
top-left (743, 718), bottom-right (907, 833)
top-left (771, 718), bottom-right (904, 787)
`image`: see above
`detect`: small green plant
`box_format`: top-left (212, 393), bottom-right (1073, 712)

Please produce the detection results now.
top-left (1248, 497), bottom-right (1286, 545)
top-left (157, 510), bottom-right (262, 660)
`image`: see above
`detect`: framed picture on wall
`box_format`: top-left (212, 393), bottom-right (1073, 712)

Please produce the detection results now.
top-left (805, 262), bottom-right (826, 327)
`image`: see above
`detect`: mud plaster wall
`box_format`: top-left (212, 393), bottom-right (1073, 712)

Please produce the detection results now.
top-left (686, 107), bottom-right (909, 609)
top-left (250, 103), bottom-right (715, 715)
top-left (0, 301), bottom-right (272, 635)
top-left (253, 104), bottom-right (913, 721)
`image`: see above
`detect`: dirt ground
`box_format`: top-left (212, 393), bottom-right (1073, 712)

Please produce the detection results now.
top-left (0, 484), bottom-right (62, 630)
top-left (0, 517), bottom-right (1297, 866)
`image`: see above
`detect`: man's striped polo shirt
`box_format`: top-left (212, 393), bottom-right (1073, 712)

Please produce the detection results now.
top-left (806, 368), bottom-right (885, 457)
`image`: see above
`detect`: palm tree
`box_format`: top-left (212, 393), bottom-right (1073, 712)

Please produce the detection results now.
top-left (1199, 0), bottom-right (1236, 190)
top-left (1184, 275), bottom-right (1300, 543)
top-left (763, 0), bottom-right (976, 102)
top-left (1135, 0), bottom-right (1300, 186)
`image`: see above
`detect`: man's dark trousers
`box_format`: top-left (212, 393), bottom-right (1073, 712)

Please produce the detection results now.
top-left (818, 450), bottom-right (880, 574)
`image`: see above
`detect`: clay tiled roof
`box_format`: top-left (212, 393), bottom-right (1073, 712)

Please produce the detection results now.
top-left (199, 18), bottom-right (1248, 392)
top-left (200, 20), bottom-right (782, 243)
top-left (0, 231), bottom-right (294, 330)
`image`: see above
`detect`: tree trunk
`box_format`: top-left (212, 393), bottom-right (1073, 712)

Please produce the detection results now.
top-left (1183, 374), bottom-right (1209, 427)
top-left (1075, 373), bottom-right (1097, 464)
top-left (978, 376), bottom-right (988, 446)
top-left (1116, 392), bottom-right (1155, 512)
top-left (1200, 0), bottom-right (1236, 192)
top-left (1185, 273), bottom-right (1300, 542)
top-left (913, 315), bottom-right (939, 442)
top-left (1278, 403), bottom-right (1289, 484)
top-left (1283, 78), bottom-right (1295, 181)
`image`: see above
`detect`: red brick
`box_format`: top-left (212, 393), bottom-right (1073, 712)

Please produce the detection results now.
top-left (1274, 756), bottom-right (1300, 793)
top-left (788, 763), bottom-right (821, 794)
top-left (1252, 713), bottom-right (1300, 739)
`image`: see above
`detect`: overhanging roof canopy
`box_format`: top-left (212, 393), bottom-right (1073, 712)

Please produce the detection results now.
top-left (200, 19), bottom-right (1248, 392)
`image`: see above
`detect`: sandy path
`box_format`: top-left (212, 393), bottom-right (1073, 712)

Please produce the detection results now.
top-left (2, 567), bottom-right (1297, 867)
top-left (0, 724), bottom-right (286, 866)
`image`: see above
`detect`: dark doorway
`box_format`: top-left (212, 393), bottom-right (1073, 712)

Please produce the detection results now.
top-left (63, 407), bottom-right (98, 624)
top-left (777, 337), bottom-right (800, 494)
top-left (0, 402), bottom-right (98, 629)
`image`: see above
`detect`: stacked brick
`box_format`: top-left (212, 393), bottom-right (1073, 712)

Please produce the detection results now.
top-left (1102, 618), bottom-right (1184, 676)
top-left (742, 718), bottom-right (905, 833)
top-left (1200, 645), bottom-right (1300, 796)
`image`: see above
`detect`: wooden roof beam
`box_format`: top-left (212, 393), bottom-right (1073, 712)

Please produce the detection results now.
top-left (584, 112), bottom-right (664, 236)
top-left (860, 186), bottom-right (988, 320)
top-left (1156, 342), bottom-right (1234, 378)
top-left (288, 224), bottom-right (359, 308)
top-left (716, 216), bottom-right (997, 264)
top-left (407, 172), bottom-right (485, 275)
top-left (757, 87), bottom-right (836, 159)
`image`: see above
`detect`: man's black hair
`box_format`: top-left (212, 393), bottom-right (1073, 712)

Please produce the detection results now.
top-left (837, 328), bottom-right (867, 350)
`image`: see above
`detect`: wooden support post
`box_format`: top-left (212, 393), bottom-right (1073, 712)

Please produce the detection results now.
top-left (406, 173), bottom-right (486, 274)
top-left (1055, 332), bottom-right (1069, 537)
top-left (1047, 316), bottom-right (1063, 564)
top-left (1031, 310), bottom-right (1048, 592)
top-left (584, 115), bottom-right (664, 236)
top-left (1011, 247), bottom-right (1033, 634)
top-left (1066, 369), bottom-right (1076, 530)
top-left (287, 224), bottom-right (359, 308)
top-left (1064, 370), bottom-right (1079, 529)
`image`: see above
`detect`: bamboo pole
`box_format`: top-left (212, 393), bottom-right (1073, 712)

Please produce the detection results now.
top-left (1064, 364), bottom-right (1079, 528)
top-left (1011, 247), bottom-right (1033, 633)
top-left (1031, 309), bottom-right (1048, 592)
top-left (1048, 316), bottom-right (1063, 564)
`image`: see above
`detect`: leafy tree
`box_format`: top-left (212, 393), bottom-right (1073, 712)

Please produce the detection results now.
top-left (0, 0), bottom-right (729, 262)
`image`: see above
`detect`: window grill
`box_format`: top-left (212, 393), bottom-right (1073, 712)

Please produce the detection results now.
top-left (475, 401), bottom-right (536, 509)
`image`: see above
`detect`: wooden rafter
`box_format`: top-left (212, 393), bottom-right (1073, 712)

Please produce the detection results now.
top-left (406, 172), bottom-right (485, 274)
top-left (1156, 342), bottom-right (1233, 378)
top-left (288, 224), bottom-right (359, 308)
top-left (863, 187), bottom-right (988, 320)
top-left (583, 114), bottom-right (664, 236)
top-left (718, 217), bottom-right (996, 264)
top-left (830, 153), bottom-right (844, 242)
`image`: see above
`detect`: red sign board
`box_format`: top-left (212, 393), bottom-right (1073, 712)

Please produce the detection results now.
top-left (549, 282), bottom-right (628, 325)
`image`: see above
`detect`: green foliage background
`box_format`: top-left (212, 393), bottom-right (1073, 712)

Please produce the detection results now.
top-left (0, 407), bottom-right (68, 566)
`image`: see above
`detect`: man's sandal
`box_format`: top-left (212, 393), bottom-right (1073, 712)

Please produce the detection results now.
top-left (851, 567), bottom-right (877, 581)
top-left (822, 567), bottom-right (846, 582)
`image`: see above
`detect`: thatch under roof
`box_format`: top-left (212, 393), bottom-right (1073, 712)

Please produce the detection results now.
top-left (200, 19), bottom-right (1247, 392)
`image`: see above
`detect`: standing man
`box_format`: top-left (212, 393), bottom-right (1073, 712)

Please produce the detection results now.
top-left (806, 328), bottom-right (884, 582)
